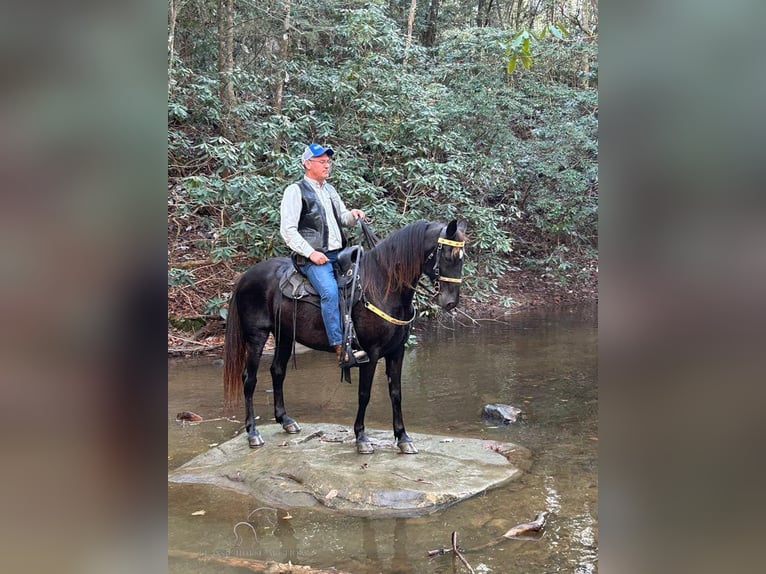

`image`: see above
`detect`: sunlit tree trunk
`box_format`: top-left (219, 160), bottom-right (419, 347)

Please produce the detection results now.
top-left (510, 0), bottom-right (521, 29)
top-left (527, 0), bottom-right (541, 27)
top-left (587, 0), bottom-right (598, 33)
top-left (404, 0), bottom-right (417, 64)
top-left (168, 0), bottom-right (178, 96)
top-left (273, 0), bottom-right (291, 152)
top-left (217, 0), bottom-right (236, 122)
top-left (495, 0), bottom-right (505, 28)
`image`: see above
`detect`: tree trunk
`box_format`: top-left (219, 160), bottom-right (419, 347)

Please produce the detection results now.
top-left (527, 0), bottom-right (541, 28)
top-left (476, 0), bottom-right (486, 27)
top-left (273, 0), bottom-right (292, 153)
top-left (217, 0), bottom-right (236, 123)
top-left (512, 0), bottom-right (524, 29)
top-left (224, 0), bottom-right (235, 108)
top-left (495, 0), bottom-right (505, 28)
top-left (168, 0), bottom-right (177, 96)
top-left (421, 0), bottom-right (440, 47)
top-left (587, 0), bottom-right (598, 33)
top-left (404, 0), bottom-right (417, 64)
top-left (217, 0), bottom-right (225, 98)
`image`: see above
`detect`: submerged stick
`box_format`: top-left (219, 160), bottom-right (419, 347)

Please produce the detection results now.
top-left (451, 531), bottom-right (475, 574)
top-left (431, 512), bottom-right (552, 557)
top-left (169, 548), bottom-right (351, 573)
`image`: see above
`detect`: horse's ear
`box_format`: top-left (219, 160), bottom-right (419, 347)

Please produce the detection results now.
top-left (446, 219), bottom-right (467, 238)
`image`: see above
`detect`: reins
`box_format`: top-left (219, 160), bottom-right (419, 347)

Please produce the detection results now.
top-left (363, 301), bottom-right (418, 325)
top-left (359, 221), bottom-right (465, 326)
top-left (354, 219), bottom-right (419, 326)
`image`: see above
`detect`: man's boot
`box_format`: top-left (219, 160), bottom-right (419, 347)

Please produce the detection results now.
top-left (351, 348), bottom-right (368, 362)
top-left (335, 343), bottom-right (369, 365)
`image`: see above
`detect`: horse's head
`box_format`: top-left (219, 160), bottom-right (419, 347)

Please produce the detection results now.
top-left (425, 219), bottom-right (468, 311)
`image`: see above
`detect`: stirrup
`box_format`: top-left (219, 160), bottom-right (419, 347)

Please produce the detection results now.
top-left (339, 346), bottom-right (369, 368)
top-left (351, 349), bottom-right (369, 363)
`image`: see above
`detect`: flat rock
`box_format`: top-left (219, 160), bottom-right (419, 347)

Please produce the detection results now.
top-left (169, 423), bottom-right (532, 517)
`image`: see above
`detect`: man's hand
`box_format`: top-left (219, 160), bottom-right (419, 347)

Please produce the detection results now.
top-left (350, 209), bottom-right (365, 221)
top-left (309, 250), bottom-right (328, 265)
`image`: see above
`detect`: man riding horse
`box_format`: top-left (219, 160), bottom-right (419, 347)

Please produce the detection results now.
top-left (279, 142), bottom-right (368, 365)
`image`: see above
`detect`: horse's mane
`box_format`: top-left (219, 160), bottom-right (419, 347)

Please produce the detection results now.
top-left (361, 220), bottom-right (431, 300)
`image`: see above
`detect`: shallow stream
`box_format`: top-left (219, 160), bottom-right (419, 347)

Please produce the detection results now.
top-left (168, 304), bottom-right (597, 573)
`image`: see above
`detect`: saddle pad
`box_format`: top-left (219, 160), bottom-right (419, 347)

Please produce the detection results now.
top-left (278, 267), bottom-right (319, 300)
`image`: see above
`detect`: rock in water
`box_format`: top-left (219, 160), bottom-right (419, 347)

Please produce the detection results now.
top-left (168, 423), bottom-right (532, 517)
top-left (503, 511), bottom-right (549, 538)
top-left (482, 403), bottom-right (522, 424)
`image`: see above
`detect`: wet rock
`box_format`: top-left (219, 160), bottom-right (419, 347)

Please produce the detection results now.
top-left (168, 423), bottom-right (532, 518)
top-left (482, 403), bottom-right (522, 424)
top-left (503, 511), bottom-right (549, 539)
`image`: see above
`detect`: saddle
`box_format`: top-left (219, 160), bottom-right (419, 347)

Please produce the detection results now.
top-left (278, 246), bottom-right (364, 305)
top-left (278, 245), bottom-right (367, 377)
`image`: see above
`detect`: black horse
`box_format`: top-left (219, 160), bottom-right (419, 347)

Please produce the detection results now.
top-left (223, 219), bottom-right (467, 454)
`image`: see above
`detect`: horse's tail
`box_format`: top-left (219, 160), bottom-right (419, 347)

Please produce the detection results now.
top-left (222, 286), bottom-right (245, 408)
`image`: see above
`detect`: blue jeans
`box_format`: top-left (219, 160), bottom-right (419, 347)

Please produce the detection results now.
top-left (301, 250), bottom-right (342, 346)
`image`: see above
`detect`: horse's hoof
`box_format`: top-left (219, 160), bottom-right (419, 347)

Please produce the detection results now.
top-left (283, 420), bottom-right (301, 434)
top-left (356, 440), bottom-right (374, 455)
top-left (248, 433), bottom-right (264, 448)
top-left (398, 440), bottom-right (418, 454)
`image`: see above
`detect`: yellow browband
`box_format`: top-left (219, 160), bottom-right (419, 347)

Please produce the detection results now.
top-left (437, 237), bottom-right (465, 283)
top-left (438, 237), bottom-right (465, 247)
top-left (364, 302), bottom-right (417, 326)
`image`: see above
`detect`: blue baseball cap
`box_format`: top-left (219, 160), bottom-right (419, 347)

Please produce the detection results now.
top-left (301, 142), bottom-right (335, 164)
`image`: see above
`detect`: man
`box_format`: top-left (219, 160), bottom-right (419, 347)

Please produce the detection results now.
top-left (280, 143), bottom-right (368, 364)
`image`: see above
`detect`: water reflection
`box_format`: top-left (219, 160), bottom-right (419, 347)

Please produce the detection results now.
top-left (169, 305), bottom-right (597, 573)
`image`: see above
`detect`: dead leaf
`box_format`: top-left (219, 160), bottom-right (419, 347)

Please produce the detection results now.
top-left (176, 411), bottom-right (203, 422)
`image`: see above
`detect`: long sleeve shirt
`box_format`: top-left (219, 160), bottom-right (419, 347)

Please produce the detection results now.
top-left (279, 176), bottom-right (356, 257)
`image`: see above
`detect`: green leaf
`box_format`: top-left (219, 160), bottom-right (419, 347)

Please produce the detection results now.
top-left (520, 54), bottom-right (533, 70)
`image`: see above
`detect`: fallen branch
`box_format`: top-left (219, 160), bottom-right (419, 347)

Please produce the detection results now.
top-left (427, 513), bottom-right (550, 558)
top-left (168, 342), bottom-right (224, 355)
top-left (169, 548), bottom-right (352, 574)
top-left (454, 307), bottom-right (480, 326)
top-left (291, 430), bottom-right (325, 444)
top-left (390, 471), bottom-right (437, 486)
top-left (169, 254), bottom-right (250, 269)
top-left (452, 531), bottom-right (475, 573)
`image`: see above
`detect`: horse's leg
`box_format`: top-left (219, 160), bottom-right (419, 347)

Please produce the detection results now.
top-left (270, 335), bottom-right (301, 434)
top-left (244, 331), bottom-right (269, 448)
top-left (386, 346), bottom-right (418, 454)
top-left (354, 361), bottom-right (378, 454)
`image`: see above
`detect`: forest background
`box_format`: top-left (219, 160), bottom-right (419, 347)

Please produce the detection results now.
top-left (167, 0), bottom-right (598, 349)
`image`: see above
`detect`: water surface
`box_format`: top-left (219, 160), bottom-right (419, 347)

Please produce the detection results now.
top-left (168, 305), bottom-right (597, 573)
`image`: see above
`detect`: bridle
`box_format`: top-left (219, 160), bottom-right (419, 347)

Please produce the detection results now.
top-left (427, 234), bottom-right (465, 294)
top-left (361, 223), bottom-right (466, 326)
